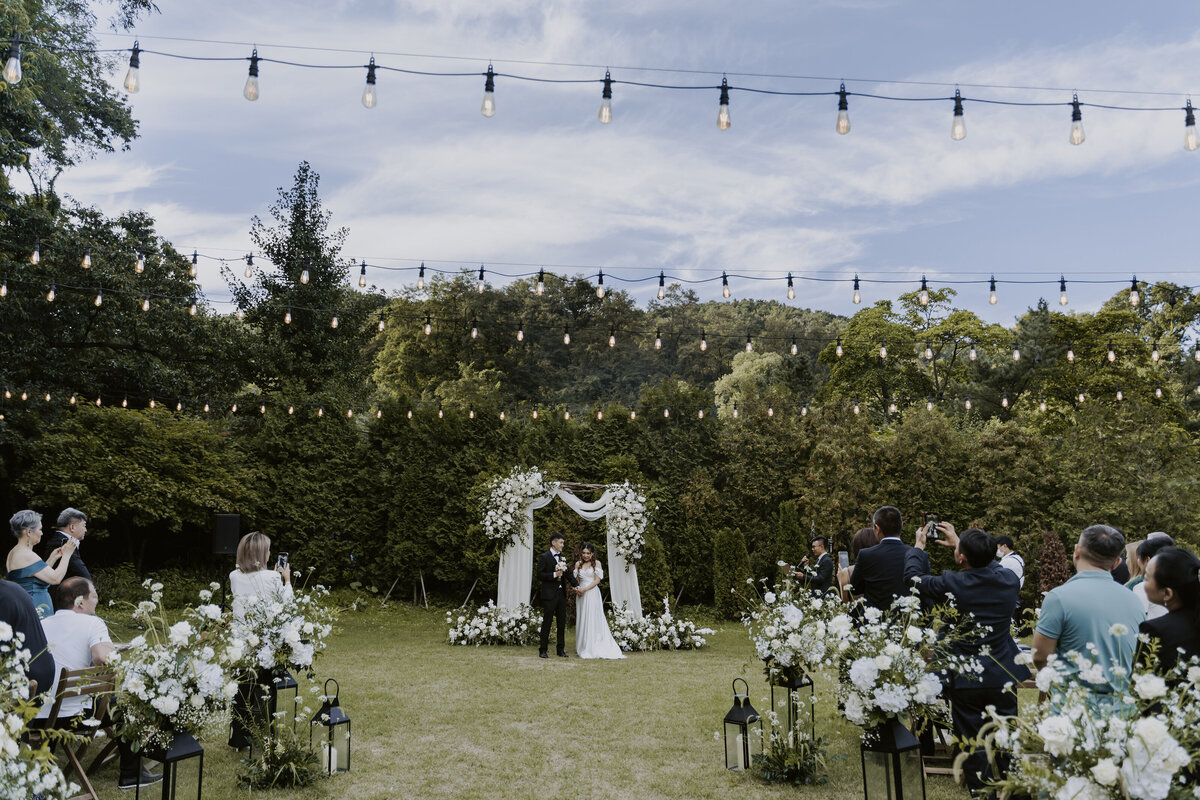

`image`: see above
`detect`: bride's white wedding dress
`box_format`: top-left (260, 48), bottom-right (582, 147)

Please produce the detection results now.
top-left (574, 564), bottom-right (626, 660)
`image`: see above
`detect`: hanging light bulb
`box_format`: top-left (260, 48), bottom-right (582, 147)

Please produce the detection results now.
top-left (284, 307), bottom-right (292, 324)
top-left (202, 401), bottom-right (209, 412)
top-left (1064, 342), bottom-right (1075, 362)
top-left (362, 56), bottom-right (378, 108)
top-left (732, 403), bottom-right (739, 419)
top-left (836, 83), bottom-right (851, 134)
top-left (437, 405), bottom-right (444, 419)
top-left (31, 239), bottom-right (39, 264)
top-left (94, 288), bottom-right (103, 307)
top-left (1194, 344), bottom-right (1199, 362)
top-left (879, 340), bottom-right (887, 359)
top-left (596, 408), bottom-right (603, 421)
top-left (1069, 93), bottom-right (1085, 145)
top-left (46, 283), bottom-right (55, 302)
top-left (288, 404), bottom-right (294, 415)
top-left (1077, 388), bottom-right (1086, 403)
top-left (531, 408), bottom-right (538, 420)
top-left (424, 314), bottom-right (432, 335)
top-left (801, 403), bottom-right (809, 417)
top-left (835, 338), bottom-right (843, 358)
top-left (318, 406), bottom-right (324, 417)
top-left (924, 341), bottom-right (933, 360)
top-left (477, 265), bottom-right (485, 293)
top-left (564, 409), bottom-right (571, 420)
top-left (146, 397), bottom-right (153, 408)
top-left (968, 341), bottom-right (977, 361)
top-left (1151, 342), bottom-right (1160, 362)
top-left (599, 70), bottom-right (613, 123)
top-left (786, 273), bottom-right (795, 301)
top-left (416, 262), bottom-right (425, 291)
top-left (1059, 276), bottom-right (1069, 306)
top-left (44, 392), bottom-right (51, 402)
top-left (82, 247), bottom-right (92, 268)
top-left (926, 397), bottom-right (934, 411)
top-left (536, 269), bottom-right (545, 296)
top-left (300, 264), bottom-right (310, 284)
top-left (717, 76), bottom-right (731, 129)
top-left (1128, 277), bottom-right (1140, 307)
top-left (1107, 341), bottom-right (1116, 362)
top-left (722, 272), bottom-right (731, 299)
top-left (1116, 389), bottom-right (1124, 402)
top-left (767, 404), bottom-right (774, 418)
top-left (330, 312), bottom-right (339, 329)
top-left (663, 406), bottom-right (670, 418)
top-left (1012, 341), bottom-right (1021, 361)
top-left (563, 326), bottom-right (570, 345)
top-left (188, 296), bottom-right (198, 316)
top-left (745, 333), bottom-right (753, 353)
top-left (236, 308), bottom-right (245, 321)
top-left (657, 271), bottom-right (666, 300)
top-left (1, 276), bottom-right (6, 297)
top-left (698, 407), bottom-right (705, 419)
top-left (700, 331), bottom-right (707, 352)
top-left (358, 261), bottom-right (367, 288)
top-left (1001, 391), bottom-right (1010, 409)
top-left (471, 319), bottom-right (479, 339)
top-left (467, 405), bottom-right (477, 420)
top-left (951, 88), bottom-right (966, 140)
top-left (481, 64), bottom-right (496, 117)
top-left (231, 402), bottom-right (238, 413)
top-left (1039, 397), bottom-right (1047, 412)
top-left (244, 253), bottom-right (254, 278)
top-left (608, 326), bottom-right (616, 347)
top-left (517, 321), bottom-right (525, 342)
top-left (376, 408), bottom-right (382, 419)
top-left (790, 336), bottom-right (798, 356)
top-left (964, 396), bottom-right (972, 410)
top-left (917, 275), bottom-right (930, 306)
top-left (407, 407), bottom-right (413, 419)
top-left (243, 48), bottom-right (260, 101)
top-left (1155, 384), bottom-right (1163, 399)
top-left (142, 294), bottom-right (150, 311)
top-left (629, 408), bottom-right (637, 420)
top-left (654, 329), bottom-right (662, 350)
top-left (3, 34), bottom-right (21, 85)
top-left (888, 399), bottom-right (897, 414)
top-left (135, 252), bottom-right (145, 273)
top-left (260, 403), bottom-right (267, 414)
top-left (123, 42), bottom-right (141, 93)
top-left (989, 276), bottom-right (998, 305)
top-left (378, 316), bottom-right (385, 332)
top-left (852, 275), bottom-right (861, 304)
top-left (596, 270), bottom-right (605, 299)
top-left (853, 402), bottom-right (861, 415)
top-left (19, 391), bottom-right (26, 401)
top-left (499, 409), bottom-right (506, 420)
top-left (121, 396), bottom-right (128, 408)
top-left (1186, 100), bottom-right (1199, 151)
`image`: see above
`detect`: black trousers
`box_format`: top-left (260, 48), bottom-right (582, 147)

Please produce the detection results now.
top-left (539, 593), bottom-right (566, 654)
top-left (951, 686), bottom-right (1018, 795)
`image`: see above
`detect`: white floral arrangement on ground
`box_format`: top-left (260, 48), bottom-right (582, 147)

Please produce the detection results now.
top-left (743, 571), bottom-right (835, 683)
top-left (829, 594), bottom-right (984, 736)
top-left (608, 599), bottom-right (714, 651)
top-left (605, 482), bottom-right (649, 564)
top-left (968, 634), bottom-right (1200, 800)
top-left (446, 601), bottom-right (542, 646)
top-left (480, 467), bottom-right (558, 547)
top-left (0, 624), bottom-right (78, 800)
top-left (110, 582), bottom-right (240, 751)
top-left (228, 582), bottom-right (336, 678)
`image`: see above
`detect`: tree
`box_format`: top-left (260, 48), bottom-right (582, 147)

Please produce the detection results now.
top-left (1037, 530), bottom-right (1073, 595)
top-left (713, 527), bottom-right (752, 620)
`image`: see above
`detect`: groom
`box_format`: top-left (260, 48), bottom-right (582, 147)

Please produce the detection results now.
top-left (538, 532), bottom-right (579, 659)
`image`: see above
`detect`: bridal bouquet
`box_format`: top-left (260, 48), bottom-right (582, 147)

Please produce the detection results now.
top-left (969, 640), bottom-right (1200, 800)
top-left (0, 625), bottom-right (77, 799)
top-left (447, 601), bottom-right (541, 646)
top-left (608, 599), bottom-right (714, 651)
top-left (743, 573), bottom-right (835, 683)
top-left (830, 594), bottom-right (983, 736)
top-left (606, 483), bottom-right (649, 564)
top-left (228, 585), bottom-right (336, 678)
top-left (110, 583), bottom-right (240, 751)
top-left (480, 467), bottom-right (558, 547)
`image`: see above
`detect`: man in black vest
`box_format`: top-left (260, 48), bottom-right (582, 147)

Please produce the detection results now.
top-left (847, 506), bottom-right (915, 610)
top-left (537, 533), bottom-right (579, 658)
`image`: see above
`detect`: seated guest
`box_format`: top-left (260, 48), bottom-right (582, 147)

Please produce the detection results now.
top-left (37, 507), bottom-right (92, 582)
top-left (40, 578), bottom-right (161, 790)
top-left (905, 522), bottom-right (1028, 795)
top-left (0, 577), bottom-right (54, 694)
top-left (1138, 546), bottom-right (1200, 672)
top-left (6, 510), bottom-right (76, 618)
top-left (838, 527), bottom-right (878, 603)
top-left (227, 531), bottom-right (292, 750)
top-left (1033, 525), bottom-right (1145, 690)
top-left (1131, 535), bottom-right (1174, 621)
top-left (798, 536), bottom-right (834, 595)
top-left (848, 506), bottom-right (915, 610)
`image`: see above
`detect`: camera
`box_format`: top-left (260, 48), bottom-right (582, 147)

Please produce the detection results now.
top-left (276, 552), bottom-right (289, 569)
top-left (922, 512), bottom-right (940, 541)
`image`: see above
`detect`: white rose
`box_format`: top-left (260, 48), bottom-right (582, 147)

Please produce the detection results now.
top-left (1056, 776), bottom-right (1106, 800)
top-left (1037, 715), bottom-right (1076, 757)
top-left (874, 655), bottom-right (893, 671)
top-left (1133, 674), bottom-right (1168, 701)
top-left (905, 626), bottom-right (924, 644)
top-left (1090, 758), bottom-right (1119, 786)
top-left (763, 592), bottom-right (776, 605)
top-left (168, 621), bottom-right (193, 645)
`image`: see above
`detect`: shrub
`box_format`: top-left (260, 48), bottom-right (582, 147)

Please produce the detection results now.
top-left (713, 527), bottom-right (752, 620)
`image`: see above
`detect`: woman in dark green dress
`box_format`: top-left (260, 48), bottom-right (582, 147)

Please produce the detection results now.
top-left (6, 510), bottom-right (75, 618)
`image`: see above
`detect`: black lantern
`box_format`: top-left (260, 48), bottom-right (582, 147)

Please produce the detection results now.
top-left (310, 678), bottom-right (351, 774)
top-left (270, 670), bottom-right (300, 734)
top-left (249, 669), bottom-right (300, 762)
top-left (722, 678), bottom-right (762, 771)
top-left (770, 671), bottom-right (815, 741)
top-left (860, 716), bottom-right (926, 800)
top-left (136, 732), bottom-right (203, 800)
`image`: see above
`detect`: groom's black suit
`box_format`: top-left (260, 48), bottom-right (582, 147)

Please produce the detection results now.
top-left (537, 548), bottom-right (579, 656)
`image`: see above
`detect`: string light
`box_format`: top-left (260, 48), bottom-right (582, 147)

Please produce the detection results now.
top-left (1116, 388), bottom-right (1124, 401)
top-left (790, 336), bottom-right (798, 356)
top-left (926, 397), bottom-right (934, 411)
top-left (2, 33), bottom-right (22, 85)
top-left (122, 397), bottom-right (128, 407)
top-left (717, 76), bottom-right (731, 130)
top-left (378, 315), bottom-right (385, 332)
top-left (1001, 391), bottom-right (1010, 408)
top-left (923, 341), bottom-right (933, 360)
top-left (318, 406), bottom-right (324, 417)
top-left (288, 404), bottom-right (294, 415)
top-left (471, 318), bottom-right (479, 339)
top-left (852, 275), bottom-right (861, 305)
top-left (189, 251), bottom-right (198, 277)
top-left (1059, 276), bottom-right (1068, 306)
top-left (1039, 397), bottom-right (1047, 412)
top-left (1128, 277), bottom-right (1140, 307)
top-left (564, 409), bottom-right (570, 420)
top-left (358, 261), bottom-right (367, 288)
top-left (530, 408), bottom-right (537, 419)
top-left (1107, 341), bottom-right (1116, 362)
top-left (968, 341), bottom-right (977, 361)
top-left (536, 269), bottom-right (545, 296)
top-left (1155, 384), bottom-right (1163, 399)
top-left (699, 331), bottom-right (707, 351)
top-left (0, 277), bottom-right (6, 297)
top-left (722, 271), bottom-right (731, 299)
top-left (189, 296), bottom-right (198, 316)
top-left (136, 252), bottom-right (145, 273)
top-left (599, 71), bottom-right (613, 124)
top-left (424, 314), bottom-right (432, 335)
top-left (517, 320), bottom-right (525, 342)
top-left (835, 338), bottom-right (843, 357)
top-left (481, 64), bottom-right (496, 117)
top-left (203, 402), bottom-right (210, 412)
top-left (663, 406), bottom-right (670, 418)
top-left (284, 307), bottom-right (292, 324)
top-left (93, 287), bottom-right (103, 307)
top-left (630, 409), bottom-right (637, 420)
top-left (879, 340), bottom-right (887, 359)
top-left (499, 409), bottom-right (506, 420)
top-left (376, 409), bottom-right (382, 418)
top-left (1077, 388), bottom-right (1086, 403)
top-left (260, 403), bottom-right (266, 414)
top-left (596, 270), bottom-right (605, 299)
top-left (417, 263), bottom-right (425, 290)
top-left (608, 325), bottom-right (616, 347)
top-left (244, 48), bottom-right (260, 101)
top-left (767, 404), bottom-right (774, 418)
top-left (476, 265), bottom-right (485, 293)
top-left (330, 311), bottom-right (339, 329)
top-left (801, 403), bottom-right (808, 417)
top-left (1070, 93), bottom-right (1085, 145)
top-left (1151, 342), bottom-right (1160, 362)
top-left (853, 402), bottom-right (861, 415)
top-left (951, 88), bottom-right (966, 140)
top-left (231, 402), bottom-right (237, 412)
top-left (82, 247), bottom-right (92, 268)
top-left (732, 403), bottom-right (739, 419)
top-left (300, 264), bottom-right (310, 284)
top-left (888, 399), bottom-right (897, 414)
top-left (596, 408), bottom-right (603, 421)
top-left (988, 276), bottom-right (998, 305)
top-left (30, 239), bottom-right (39, 265)
top-left (407, 407), bottom-right (413, 419)
top-left (44, 392), bottom-right (51, 402)
top-left (244, 253), bottom-right (254, 278)
top-left (836, 83), bottom-right (850, 134)
top-left (46, 283), bottom-right (55, 302)
top-left (657, 271), bottom-right (666, 300)
top-left (563, 325), bottom-right (571, 345)
top-left (124, 42), bottom-right (140, 93)
top-left (654, 329), bottom-right (662, 350)
top-left (745, 333), bottom-right (753, 352)
top-left (362, 56), bottom-right (377, 108)
top-left (438, 405), bottom-right (444, 419)
top-left (1186, 100), bottom-right (1199, 151)
top-left (787, 273), bottom-right (795, 301)
top-left (1067, 342), bottom-right (1075, 362)
top-left (964, 395), bottom-right (972, 410)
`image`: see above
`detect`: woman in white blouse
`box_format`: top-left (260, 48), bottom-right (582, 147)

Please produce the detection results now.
top-left (227, 531), bottom-right (292, 749)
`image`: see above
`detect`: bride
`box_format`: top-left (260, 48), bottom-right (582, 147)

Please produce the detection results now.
top-left (573, 543), bottom-right (626, 660)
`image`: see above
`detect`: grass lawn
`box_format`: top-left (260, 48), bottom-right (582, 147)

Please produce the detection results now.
top-left (83, 604), bottom-right (978, 800)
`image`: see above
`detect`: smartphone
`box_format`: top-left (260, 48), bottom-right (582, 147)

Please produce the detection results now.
top-left (838, 551), bottom-right (849, 570)
top-left (276, 552), bottom-right (289, 569)
top-left (922, 513), bottom-right (940, 540)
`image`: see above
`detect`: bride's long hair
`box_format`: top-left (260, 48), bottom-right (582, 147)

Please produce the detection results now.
top-left (574, 541), bottom-right (599, 572)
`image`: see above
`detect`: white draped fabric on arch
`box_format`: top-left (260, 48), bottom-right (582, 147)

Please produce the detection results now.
top-left (496, 485), bottom-right (643, 620)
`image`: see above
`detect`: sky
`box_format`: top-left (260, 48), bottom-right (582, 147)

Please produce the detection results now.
top-left (52, 1), bottom-right (1200, 325)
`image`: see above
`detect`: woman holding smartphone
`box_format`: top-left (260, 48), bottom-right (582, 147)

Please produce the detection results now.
top-left (227, 531), bottom-right (293, 750)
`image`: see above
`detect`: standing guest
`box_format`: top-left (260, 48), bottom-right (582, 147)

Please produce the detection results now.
top-left (39, 577), bottom-right (162, 790)
top-left (6, 510), bottom-right (76, 618)
top-left (1032, 525), bottom-right (1145, 689)
top-left (1122, 541), bottom-right (1144, 586)
top-left (1131, 535), bottom-right (1176, 622)
top-left (1138, 546), bottom-right (1200, 672)
top-left (994, 536), bottom-right (1025, 587)
top-left (848, 506), bottom-right (915, 610)
top-left (798, 536), bottom-right (834, 595)
top-left (905, 523), bottom-right (1028, 795)
top-left (227, 531), bottom-right (292, 750)
top-left (0, 577), bottom-right (55, 694)
top-left (38, 508), bottom-right (91, 582)
top-left (838, 527), bottom-right (879, 603)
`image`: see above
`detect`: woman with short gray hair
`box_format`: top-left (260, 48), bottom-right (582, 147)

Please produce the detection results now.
top-left (6, 510), bottom-right (76, 618)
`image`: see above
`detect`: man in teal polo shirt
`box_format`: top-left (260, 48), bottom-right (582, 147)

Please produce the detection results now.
top-left (1033, 524), bottom-right (1145, 690)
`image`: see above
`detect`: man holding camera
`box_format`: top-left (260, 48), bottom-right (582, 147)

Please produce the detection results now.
top-left (904, 521), bottom-right (1028, 795)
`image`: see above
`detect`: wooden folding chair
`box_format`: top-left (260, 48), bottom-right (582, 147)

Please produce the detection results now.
top-left (27, 666), bottom-right (119, 800)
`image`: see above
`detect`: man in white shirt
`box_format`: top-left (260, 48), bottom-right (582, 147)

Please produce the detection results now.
top-left (41, 577), bottom-right (161, 790)
top-left (995, 536), bottom-right (1025, 587)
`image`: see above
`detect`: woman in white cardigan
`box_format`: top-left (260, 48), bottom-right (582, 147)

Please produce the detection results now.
top-left (228, 531), bottom-right (293, 749)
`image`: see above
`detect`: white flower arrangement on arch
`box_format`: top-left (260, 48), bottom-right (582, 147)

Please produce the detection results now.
top-left (480, 467), bottom-right (558, 547)
top-left (605, 482), bottom-right (649, 565)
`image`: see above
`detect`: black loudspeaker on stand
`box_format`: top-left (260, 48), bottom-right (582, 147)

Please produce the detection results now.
top-left (212, 513), bottom-right (240, 556)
